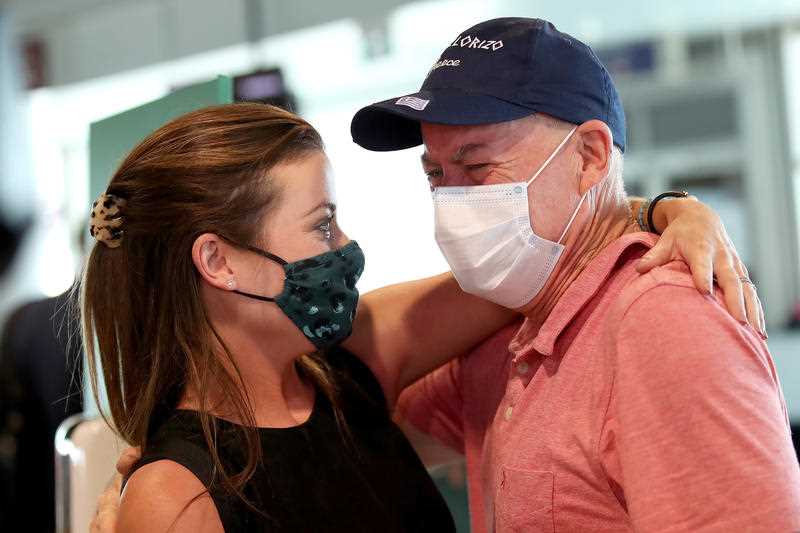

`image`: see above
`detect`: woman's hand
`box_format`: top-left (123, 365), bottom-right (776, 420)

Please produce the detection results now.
top-left (89, 447), bottom-right (142, 533)
top-left (636, 196), bottom-right (766, 337)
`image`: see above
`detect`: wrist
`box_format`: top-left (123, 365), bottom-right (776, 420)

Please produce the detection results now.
top-left (649, 191), bottom-right (692, 234)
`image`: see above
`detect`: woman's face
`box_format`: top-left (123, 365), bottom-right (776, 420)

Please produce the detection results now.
top-left (261, 150), bottom-right (348, 261)
top-left (226, 150), bottom-right (350, 351)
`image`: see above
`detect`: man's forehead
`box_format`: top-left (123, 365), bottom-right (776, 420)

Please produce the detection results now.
top-left (420, 119), bottom-right (533, 163)
top-left (421, 142), bottom-right (490, 165)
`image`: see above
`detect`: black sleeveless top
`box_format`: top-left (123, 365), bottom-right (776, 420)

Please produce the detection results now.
top-left (125, 348), bottom-right (455, 532)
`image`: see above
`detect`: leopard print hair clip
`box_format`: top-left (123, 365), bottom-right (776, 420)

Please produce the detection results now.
top-left (89, 193), bottom-right (126, 248)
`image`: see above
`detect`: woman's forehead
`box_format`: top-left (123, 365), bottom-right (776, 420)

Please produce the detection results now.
top-left (269, 152), bottom-right (335, 217)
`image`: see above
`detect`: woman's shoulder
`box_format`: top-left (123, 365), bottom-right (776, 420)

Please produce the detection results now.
top-left (119, 459), bottom-right (223, 532)
top-left (122, 411), bottom-right (223, 501)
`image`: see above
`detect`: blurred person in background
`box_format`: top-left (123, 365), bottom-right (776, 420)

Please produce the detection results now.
top-left (0, 223), bottom-right (84, 533)
top-left (84, 98), bottom-right (751, 532)
top-left (351, 17), bottom-right (800, 532)
top-left (0, 214), bottom-right (27, 529)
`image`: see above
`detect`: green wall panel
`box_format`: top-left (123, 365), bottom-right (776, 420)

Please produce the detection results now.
top-left (89, 75), bottom-right (233, 200)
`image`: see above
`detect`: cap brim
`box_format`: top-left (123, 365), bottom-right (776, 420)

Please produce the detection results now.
top-left (351, 89), bottom-right (537, 152)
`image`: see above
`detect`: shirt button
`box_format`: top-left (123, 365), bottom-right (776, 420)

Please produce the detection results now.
top-left (517, 361), bottom-right (530, 375)
top-left (504, 406), bottom-right (513, 421)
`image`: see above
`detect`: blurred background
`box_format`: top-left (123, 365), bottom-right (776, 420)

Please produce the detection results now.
top-left (0, 0), bottom-right (798, 531)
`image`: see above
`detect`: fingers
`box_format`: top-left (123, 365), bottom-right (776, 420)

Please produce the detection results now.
top-left (714, 255), bottom-right (747, 324)
top-left (732, 260), bottom-right (767, 338)
top-left (746, 287), bottom-right (767, 339)
top-left (116, 446), bottom-right (141, 476)
top-left (675, 230), bottom-right (715, 294)
top-left (757, 292), bottom-right (767, 339)
top-left (687, 249), bottom-right (714, 296)
top-left (91, 478), bottom-right (122, 533)
top-left (743, 284), bottom-right (759, 329)
top-left (107, 471), bottom-right (122, 492)
top-left (91, 506), bottom-right (118, 533)
top-left (636, 238), bottom-right (675, 274)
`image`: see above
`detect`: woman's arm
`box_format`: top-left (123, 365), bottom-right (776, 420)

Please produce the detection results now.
top-left (343, 273), bottom-right (517, 407)
top-left (115, 461), bottom-right (222, 533)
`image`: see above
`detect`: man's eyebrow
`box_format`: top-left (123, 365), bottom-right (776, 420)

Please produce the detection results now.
top-left (421, 143), bottom-right (488, 166)
top-left (304, 202), bottom-right (336, 217)
top-left (451, 143), bottom-right (487, 163)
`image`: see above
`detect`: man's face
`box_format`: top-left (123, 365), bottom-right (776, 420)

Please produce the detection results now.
top-left (420, 115), bottom-right (582, 243)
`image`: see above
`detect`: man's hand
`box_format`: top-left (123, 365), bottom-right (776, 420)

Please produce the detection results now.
top-left (90, 474), bottom-right (121, 533)
top-left (116, 446), bottom-right (141, 477)
top-left (636, 196), bottom-right (766, 337)
top-left (88, 447), bottom-right (141, 533)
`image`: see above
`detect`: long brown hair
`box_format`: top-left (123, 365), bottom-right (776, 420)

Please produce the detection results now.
top-left (80, 103), bottom-right (345, 510)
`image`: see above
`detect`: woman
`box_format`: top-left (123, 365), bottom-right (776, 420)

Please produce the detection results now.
top-left (84, 102), bottom-right (516, 532)
top-left (83, 103), bottom-right (759, 532)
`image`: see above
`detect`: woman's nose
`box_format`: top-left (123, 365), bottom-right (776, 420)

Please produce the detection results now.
top-left (336, 227), bottom-right (350, 248)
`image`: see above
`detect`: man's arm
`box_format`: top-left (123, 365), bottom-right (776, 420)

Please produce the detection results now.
top-left (606, 279), bottom-right (800, 531)
top-left (394, 357), bottom-right (468, 470)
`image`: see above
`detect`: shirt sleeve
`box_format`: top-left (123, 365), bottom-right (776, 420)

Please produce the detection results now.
top-left (604, 282), bottom-right (800, 532)
top-left (395, 358), bottom-right (465, 454)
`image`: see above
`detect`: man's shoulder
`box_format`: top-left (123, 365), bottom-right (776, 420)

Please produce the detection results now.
top-left (607, 259), bottom-right (722, 328)
top-left (605, 260), bottom-right (770, 377)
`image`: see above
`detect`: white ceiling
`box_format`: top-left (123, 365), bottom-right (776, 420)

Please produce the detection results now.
top-left (2, 0), bottom-right (800, 86)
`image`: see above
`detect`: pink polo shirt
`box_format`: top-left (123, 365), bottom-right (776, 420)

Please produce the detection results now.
top-left (398, 233), bottom-right (800, 532)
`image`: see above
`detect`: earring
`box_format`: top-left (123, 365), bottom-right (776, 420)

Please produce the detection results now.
top-left (226, 278), bottom-right (236, 290)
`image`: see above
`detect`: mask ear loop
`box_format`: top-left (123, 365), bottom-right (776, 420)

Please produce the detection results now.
top-left (526, 126), bottom-right (578, 187)
top-left (523, 126), bottom-right (580, 244)
top-left (219, 236), bottom-right (289, 303)
top-left (557, 193), bottom-right (587, 244)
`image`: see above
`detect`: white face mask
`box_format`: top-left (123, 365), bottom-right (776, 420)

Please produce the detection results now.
top-left (432, 126), bottom-right (586, 309)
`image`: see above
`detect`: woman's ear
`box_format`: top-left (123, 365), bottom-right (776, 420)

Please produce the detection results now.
top-left (576, 120), bottom-right (614, 194)
top-left (191, 234), bottom-right (236, 291)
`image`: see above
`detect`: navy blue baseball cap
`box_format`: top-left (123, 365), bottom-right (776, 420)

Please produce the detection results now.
top-left (351, 18), bottom-right (626, 152)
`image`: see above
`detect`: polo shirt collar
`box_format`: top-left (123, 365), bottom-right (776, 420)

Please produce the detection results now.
top-left (509, 232), bottom-right (657, 361)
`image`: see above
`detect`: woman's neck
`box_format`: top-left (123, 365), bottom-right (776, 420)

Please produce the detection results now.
top-left (179, 322), bottom-right (316, 428)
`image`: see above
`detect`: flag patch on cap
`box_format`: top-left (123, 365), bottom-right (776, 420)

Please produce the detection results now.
top-left (395, 96), bottom-right (429, 111)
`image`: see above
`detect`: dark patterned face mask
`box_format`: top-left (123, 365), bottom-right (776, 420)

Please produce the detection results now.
top-left (229, 240), bottom-right (365, 350)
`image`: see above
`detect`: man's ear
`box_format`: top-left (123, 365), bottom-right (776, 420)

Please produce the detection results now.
top-left (191, 233), bottom-right (236, 291)
top-left (576, 120), bottom-right (614, 194)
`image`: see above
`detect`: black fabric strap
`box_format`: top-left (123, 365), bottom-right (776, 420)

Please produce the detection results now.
top-left (240, 244), bottom-right (288, 266)
top-left (217, 236), bottom-right (285, 303)
top-left (232, 289), bottom-right (276, 303)
top-left (218, 235), bottom-right (288, 266)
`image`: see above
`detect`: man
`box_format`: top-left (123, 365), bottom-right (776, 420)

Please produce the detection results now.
top-left (350, 17), bottom-right (800, 532)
